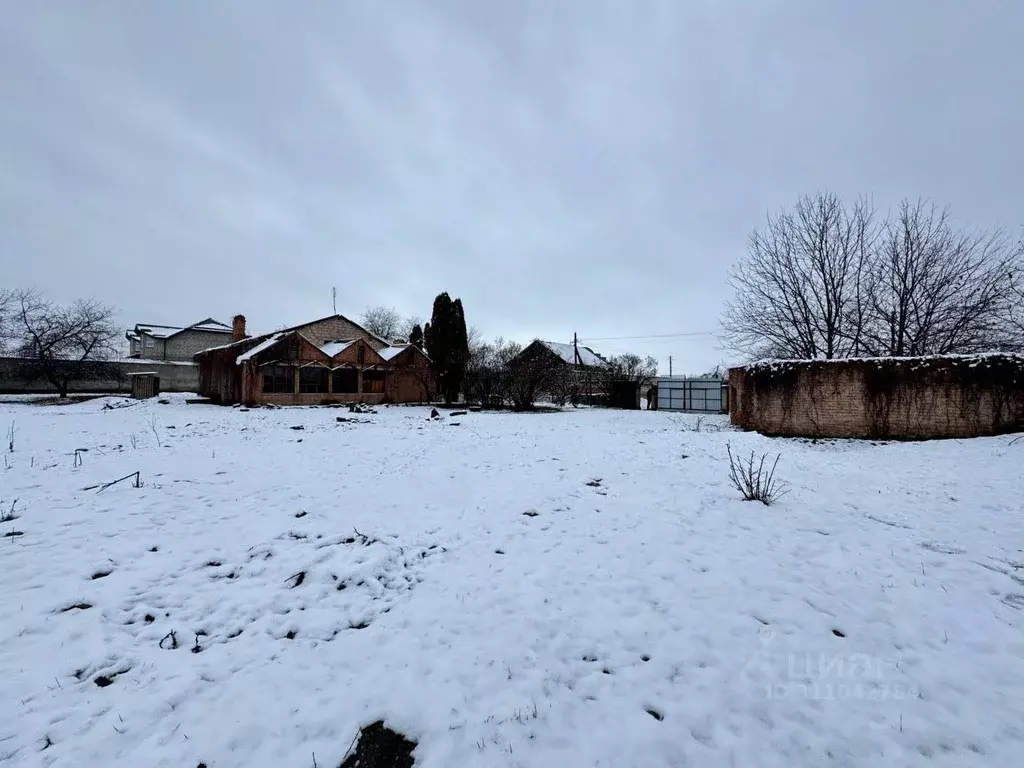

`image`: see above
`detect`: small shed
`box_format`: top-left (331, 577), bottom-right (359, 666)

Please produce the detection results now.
top-left (128, 371), bottom-right (160, 399)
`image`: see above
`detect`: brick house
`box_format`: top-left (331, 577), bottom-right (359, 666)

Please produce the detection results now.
top-left (127, 318), bottom-right (233, 361)
top-left (195, 314), bottom-right (435, 405)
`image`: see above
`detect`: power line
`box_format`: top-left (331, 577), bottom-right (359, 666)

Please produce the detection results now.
top-left (578, 331), bottom-right (717, 342)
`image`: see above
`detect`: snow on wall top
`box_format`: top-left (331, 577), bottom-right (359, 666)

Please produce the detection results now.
top-left (736, 352), bottom-right (1024, 373)
top-left (540, 340), bottom-right (607, 367)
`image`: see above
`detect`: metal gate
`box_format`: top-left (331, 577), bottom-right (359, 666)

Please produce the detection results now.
top-left (655, 378), bottom-right (727, 413)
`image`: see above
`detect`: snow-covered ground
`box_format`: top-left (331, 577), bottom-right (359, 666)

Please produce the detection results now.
top-left (1, 396), bottom-right (1022, 767)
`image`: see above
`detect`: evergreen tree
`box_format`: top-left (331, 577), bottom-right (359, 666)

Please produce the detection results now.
top-left (409, 324), bottom-right (424, 351)
top-left (425, 292), bottom-right (470, 404)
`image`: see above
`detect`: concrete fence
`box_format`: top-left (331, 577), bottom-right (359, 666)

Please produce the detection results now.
top-left (729, 354), bottom-right (1024, 439)
top-left (0, 357), bottom-right (199, 395)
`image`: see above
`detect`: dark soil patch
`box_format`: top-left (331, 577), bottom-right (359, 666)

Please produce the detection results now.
top-left (148, 546), bottom-right (158, 552)
top-left (295, 510), bottom-right (308, 518)
top-left (91, 570), bottom-right (112, 580)
top-left (289, 571), bottom-right (307, 588)
top-left (349, 621), bottom-right (370, 630)
top-left (645, 708), bottom-right (664, 721)
top-left (144, 614), bottom-right (155, 623)
top-left (285, 629), bottom-right (297, 640)
top-left (340, 720), bottom-right (416, 768)
top-left (585, 479), bottom-right (603, 488)
top-left (494, 549), bottom-right (505, 555)
top-left (290, 425), bottom-right (305, 431)
top-left (60, 603), bottom-right (92, 612)
top-left (204, 561), bottom-right (222, 568)
top-left (3, 531), bottom-right (24, 538)
top-left (641, 655), bottom-right (650, 662)
top-left (832, 628), bottom-right (846, 638)
top-left (522, 510), bottom-right (539, 517)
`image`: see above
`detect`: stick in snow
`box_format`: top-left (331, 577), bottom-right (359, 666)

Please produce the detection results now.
top-left (96, 472), bottom-right (142, 493)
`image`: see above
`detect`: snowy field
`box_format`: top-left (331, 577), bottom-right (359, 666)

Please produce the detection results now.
top-left (1, 395), bottom-right (1022, 768)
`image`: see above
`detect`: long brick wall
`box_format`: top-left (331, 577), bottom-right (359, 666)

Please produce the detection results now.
top-left (729, 354), bottom-right (1024, 439)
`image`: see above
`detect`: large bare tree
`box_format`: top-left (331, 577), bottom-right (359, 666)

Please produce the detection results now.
top-left (359, 305), bottom-right (403, 340)
top-left (10, 289), bottom-right (122, 397)
top-left (859, 200), bottom-right (1020, 356)
top-left (723, 194), bottom-right (1021, 359)
top-left (722, 193), bottom-right (877, 359)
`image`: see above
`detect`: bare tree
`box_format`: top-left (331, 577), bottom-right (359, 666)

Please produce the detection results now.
top-left (722, 193), bottom-right (877, 359)
top-left (506, 341), bottom-right (564, 411)
top-left (0, 289), bottom-right (13, 353)
top-left (859, 200), bottom-right (1020, 356)
top-left (398, 315), bottom-right (423, 343)
top-left (464, 337), bottom-right (521, 407)
top-left (1008, 254), bottom-right (1024, 345)
top-left (722, 194), bottom-right (1022, 360)
top-left (607, 353), bottom-right (658, 383)
top-left (359, 305), bottom-right (403, 340)
top-left (9, 289), bottom-right (122, 398)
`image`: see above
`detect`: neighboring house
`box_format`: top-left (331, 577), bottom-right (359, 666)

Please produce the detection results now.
top-left (127, 318), bottom-right (235, 361)
top-left (528, 340), bottom-right (608, 369)
top-left (509, 339), bottom-right (611, 405)
top-left (194, 314), bottom-right (435, 405)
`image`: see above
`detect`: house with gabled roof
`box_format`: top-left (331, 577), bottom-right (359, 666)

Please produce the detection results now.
top-left (126, 318), bottom-right (234, 361)
top-left (194, 313), bottom-right (435, 405)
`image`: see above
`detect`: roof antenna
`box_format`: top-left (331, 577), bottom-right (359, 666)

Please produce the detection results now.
top-left (332, 287), bottom-right (337, 314)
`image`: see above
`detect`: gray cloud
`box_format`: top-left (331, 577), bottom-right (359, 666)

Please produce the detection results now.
top-left (2, 1), bottom-right (1022, 372)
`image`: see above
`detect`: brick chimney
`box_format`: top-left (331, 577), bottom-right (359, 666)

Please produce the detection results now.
top-left (232, 314), bottom-right (246, 342)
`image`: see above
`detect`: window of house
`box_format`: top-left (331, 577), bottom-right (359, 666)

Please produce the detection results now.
top-left (332, 368), bottom-right (358, 394)
top-left (299, 366), bottom-right (329, 394)
top-left (263, 365), bottom-right (295, 394)
top-left (363, 369), bottom-right (385, 394)
top-left (146, 339), bottom-right (154, 348)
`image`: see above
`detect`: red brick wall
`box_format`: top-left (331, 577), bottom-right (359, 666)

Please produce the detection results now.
top-left (729, 355), bottom-right (1024, 439)
top-left (386, 348), bottom-right (435, 403)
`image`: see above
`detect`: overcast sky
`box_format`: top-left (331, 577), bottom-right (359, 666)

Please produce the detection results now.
top-left (1, 2), bottom-right (1022, 373)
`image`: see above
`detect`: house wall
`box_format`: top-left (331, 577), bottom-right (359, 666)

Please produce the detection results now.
top-left (164, 330), bottom-right (233, 361)
top-left (386, 348), bottom-right (435, 402)
top-left (729, 355), bottom-right (1024, 439)
top-left (137, 334), bottom-right (166, 360)
top-left (290, 317), bottom-right (386, 350)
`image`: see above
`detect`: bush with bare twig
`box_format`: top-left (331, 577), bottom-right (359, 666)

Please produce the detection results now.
top-left (726, 443), bottom-right (787, 505)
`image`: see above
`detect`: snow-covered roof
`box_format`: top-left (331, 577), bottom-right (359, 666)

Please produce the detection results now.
top-left (130, 319), bottom-right (231, 340)
top-left (539, 340), bottom-right (607, 368)
top-left (377, 345), bottom-right (407, 361)
top-left (236, 334), bottom-right (286, 364)
top-left (320, 340), bottom-right (358, 358)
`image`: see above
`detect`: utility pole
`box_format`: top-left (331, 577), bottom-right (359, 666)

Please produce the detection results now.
top-left (332, 287), bottom-right (337, 314)
top-left (573, 332), bottom-right (581, 365)
top-left (669, 355), bottom-right (673, 377)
